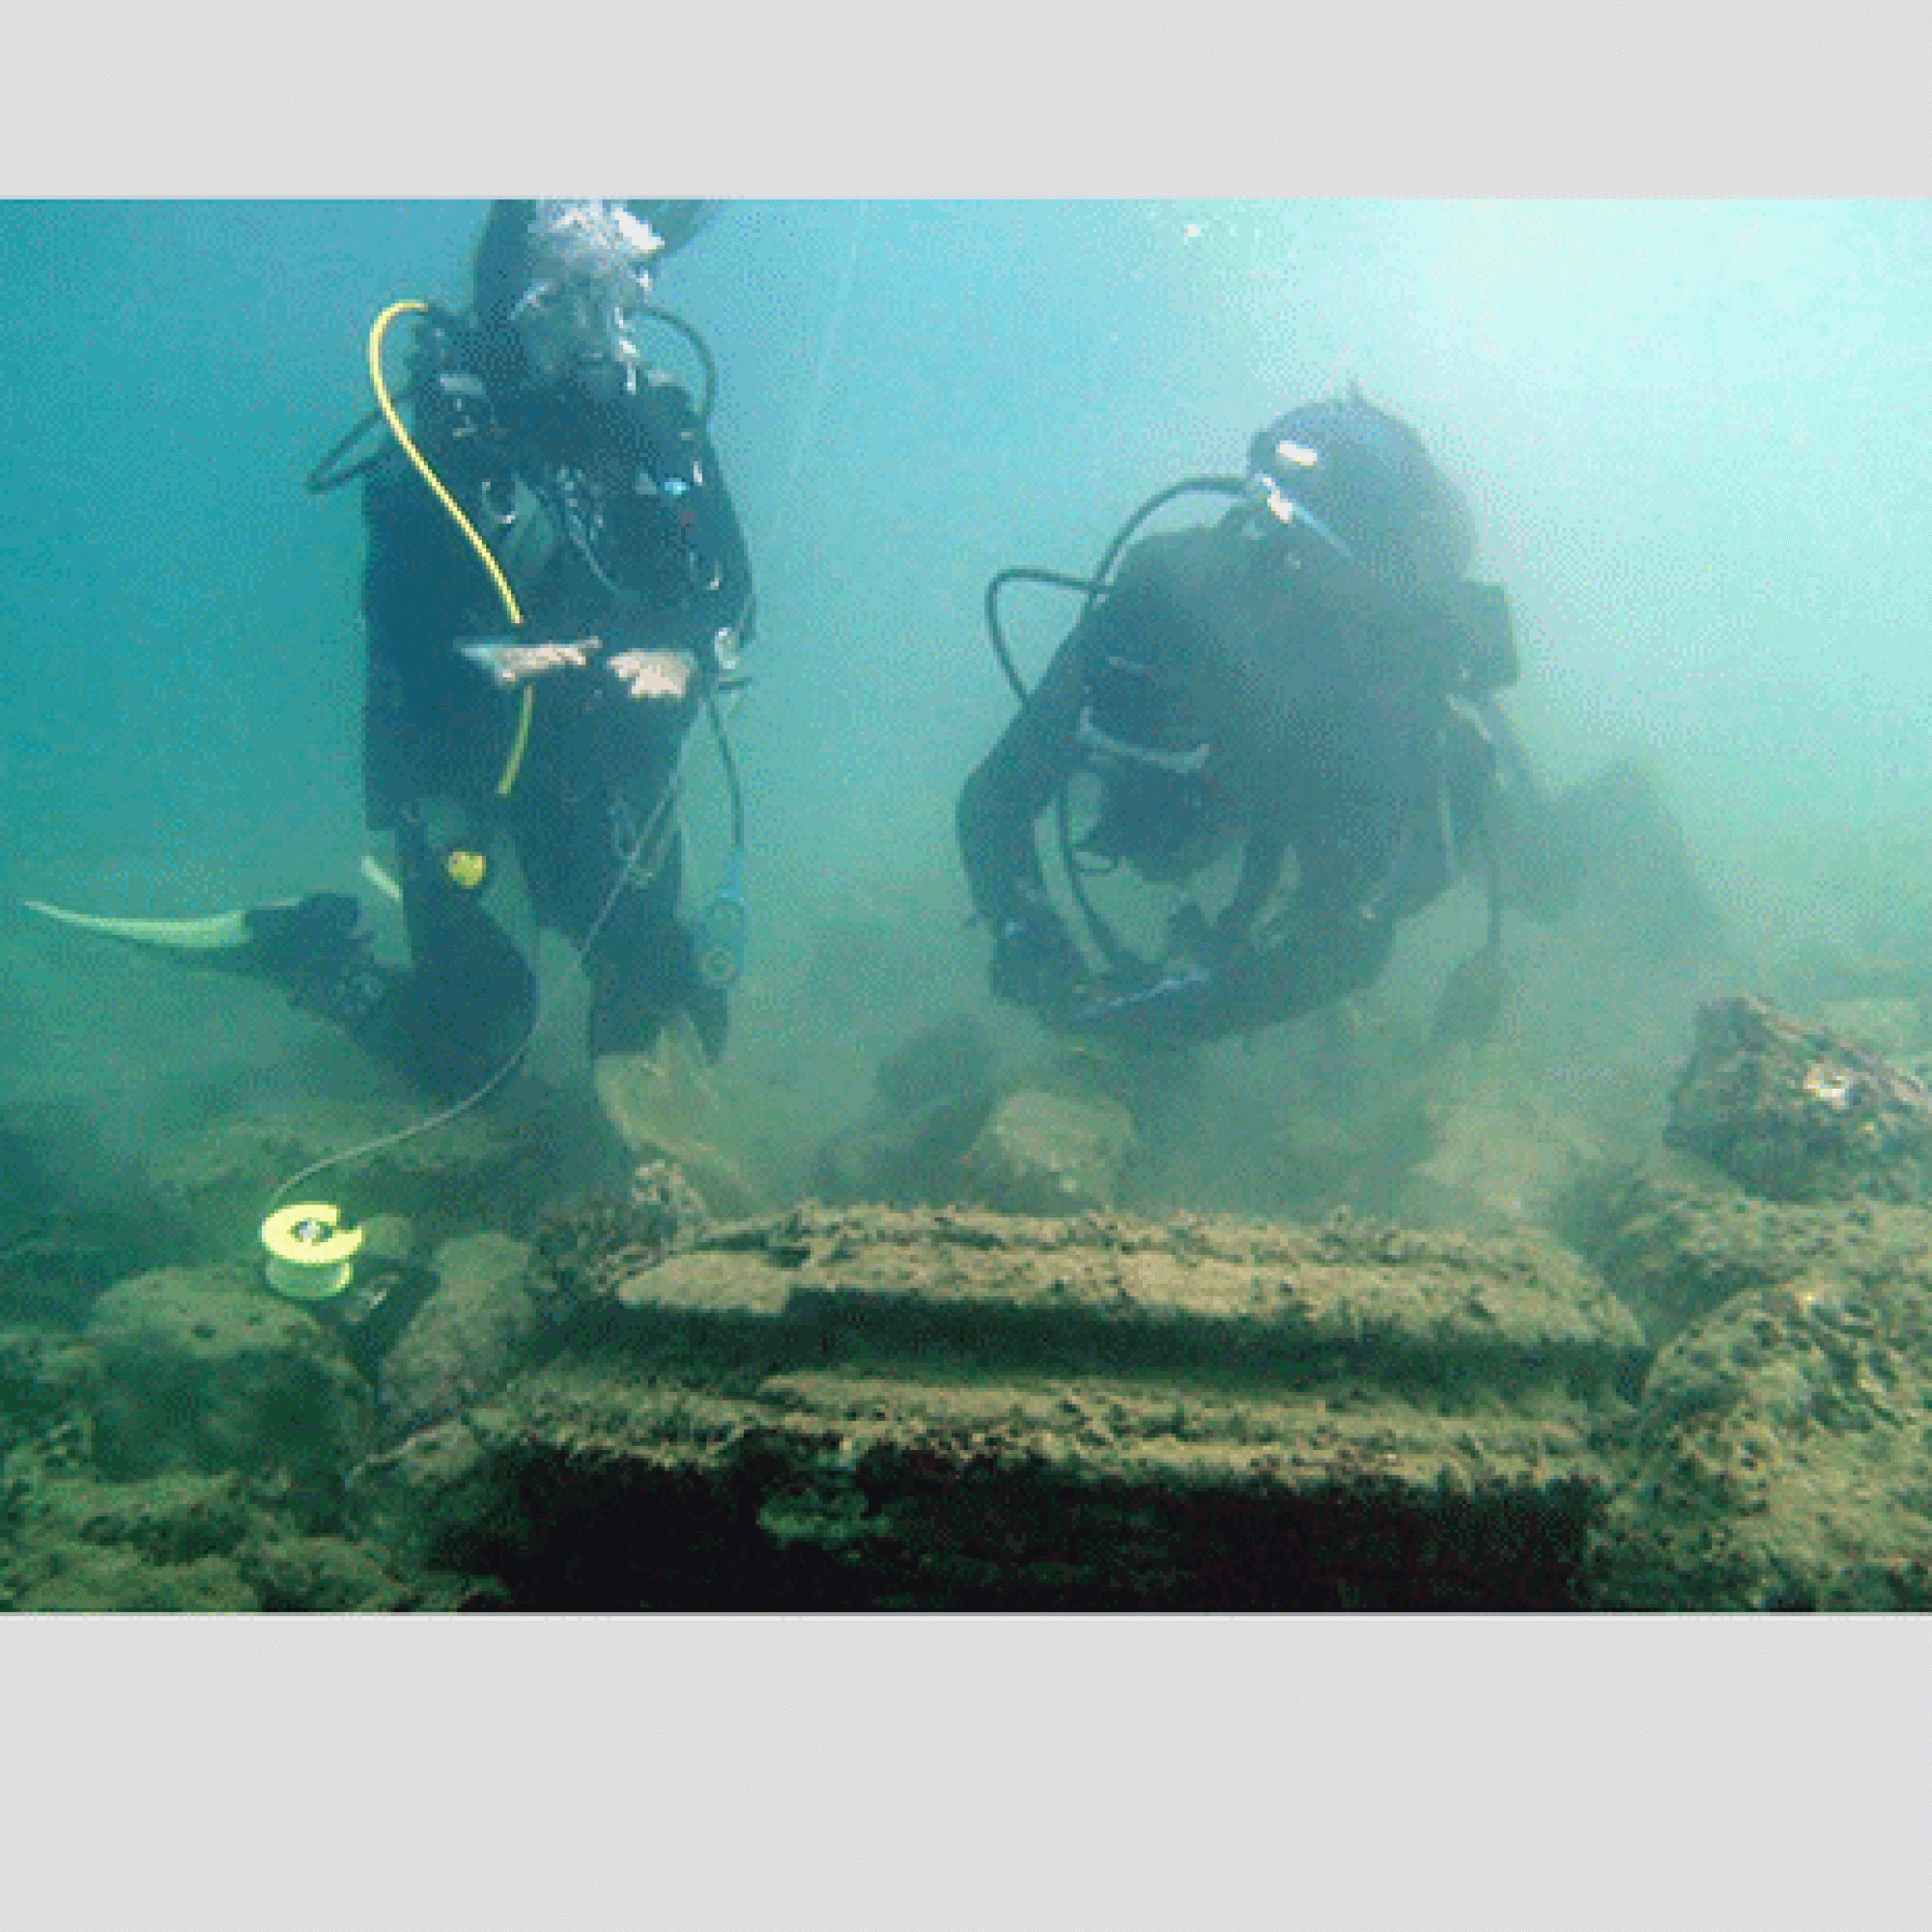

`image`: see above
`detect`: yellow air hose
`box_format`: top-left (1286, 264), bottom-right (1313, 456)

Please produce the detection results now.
top-left (367, 299), bottom-right (535, 796)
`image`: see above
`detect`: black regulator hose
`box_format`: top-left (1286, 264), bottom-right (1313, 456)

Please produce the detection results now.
top-left (1084, 473), bottom-right (1251, 606)
top-left (980, 474), bottom-right (1257, 983)
top-left (304, 381), bottom-right (423, 496)
top-left (982, 475), bottom-right (1254, 704)
top-left (983, 567), bottom-right (1106, 705)
top-left (633, 303), bottom-right (721, 425)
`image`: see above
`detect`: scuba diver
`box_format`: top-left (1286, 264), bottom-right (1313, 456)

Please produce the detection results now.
top-left (958, 387), bottom-right (1719, 1053)
top-left (27, 201), bottom-right (760, 1202)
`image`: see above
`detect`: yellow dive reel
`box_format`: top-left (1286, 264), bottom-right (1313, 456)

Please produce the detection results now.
top-left (259, 1202), bottom-right (365, 1303)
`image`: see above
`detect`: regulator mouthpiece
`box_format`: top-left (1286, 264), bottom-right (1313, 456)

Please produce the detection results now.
top-left (260, 1202), bottom-right (365, 1302)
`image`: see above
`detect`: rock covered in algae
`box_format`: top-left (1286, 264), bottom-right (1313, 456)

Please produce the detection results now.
top-left (811, 1015), bottom-right (1001, 1206)
top-left (140, 1086), bottom-right (588, 1262)
top-left (82, 1263), bottom-right (377, 1485)
top-left (1394, 1052), bottom-right (1608, 1233)
top-left (961, 1087), bottom-right (1139, 1214)
top-left (376, 1231), bottom-right (542, 1435)
top-left (0, 1461), bottom-right (417, 1612)
top-left (1585, 1205), bottom-right (1932, 1610)
top-left (1663, 994), bottom-right (1932, 1204)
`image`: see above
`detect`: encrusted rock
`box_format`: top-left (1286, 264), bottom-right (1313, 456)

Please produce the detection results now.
top-left (82, 1263), bottom-right (376, 1486)
top-left (812, 1016), bottom-right (1001, 1206)
top-left (140, 1087), bottom-right (582, 1262)
top-left (377, 1231), bottom-right (541, 1435)
top-left (527, 1170), bottom-right (703, 1327)
top-left (0, 1463), bottom-right (417, 1611)
top-left (599, 1201), bottom-right (1645, 1389)
top-left (1395, 1057), bottom-right (1606, 1232)
top-left (1815, 997), bottom-right (1925, 1066)
top-left (1664, 994), bottom-right (1932, 1203)
top-left (367, 1202), bottom-right (1642, 1609)
top-left (1591, 1258), bottom-right (1932, 1610)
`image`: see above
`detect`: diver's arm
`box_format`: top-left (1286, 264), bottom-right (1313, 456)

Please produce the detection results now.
top-left (1448, 695), bottom-right (1726, 964)
top-left (359, 455), bottom-right (489, 830)
top-left (360, 450), bottom-right (481, 652)
top-left (956, 621), bottom-right (1093, 931)
top-left (684, 422), bottom-right (756, 667)
top-left (1072, 899), bottom-right (1396, 1048)
top-left (1217, 904), bottom-right (1396, 1032)
top-left (961, 529), bottom-right (1206, 929)
top-left (956, 619), bottom-right (1105, 1024)
top-left (1213, 823), bottom-right (1292, 952)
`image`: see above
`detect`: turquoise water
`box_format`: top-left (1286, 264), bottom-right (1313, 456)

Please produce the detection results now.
top-left (3, 198), bottom-right (1930, 1170)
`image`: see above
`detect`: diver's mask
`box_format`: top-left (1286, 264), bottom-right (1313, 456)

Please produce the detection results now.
top-left (508, 200), bottom-right (667, 389)
top-left (1242, 445), bottom-right (1425, 637)
top-left (1245, 439), bottom-right (1359, 571)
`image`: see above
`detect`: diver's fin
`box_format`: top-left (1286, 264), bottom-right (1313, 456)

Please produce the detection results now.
top-left (1431, 945), bottom-right (1509, 1049)
top-left (23, 892), bottom-right (391, 1030)
top-left (1554, 763), bottom-right (1728, 959)
top-left (592, 1016), bottom-right (766, 1219)
top-left (358, 854), bottom-right (404, 904)
top-left (19, 897), bottom-right (256, 954)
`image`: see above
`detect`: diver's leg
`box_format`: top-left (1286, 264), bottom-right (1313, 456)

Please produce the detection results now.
top-left (584, 850), bottom-right (727, 1068)
top-left (1475, 698), bottom-right (1724, 952)
top-left (514, 781), bottom-right (724, 1063)
top-left (247, 813), bottom-right (536, 1099)
top-left (518, 784), bottom-right (753, 1209)
top-left (1488, 748), bottom-right (1727, 958)
top-left (1552, 761), bottom-right (1728, 958)
top-left (214, 871), bottom-right (529, 1102)
top-left (359, 814), bottom-right (539, 1099)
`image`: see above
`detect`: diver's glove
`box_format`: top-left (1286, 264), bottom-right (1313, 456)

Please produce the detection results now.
top-left (988, 908), bottom-right (1086, 1027)
top-left (1071, 909), bottom-right (1394, 1050)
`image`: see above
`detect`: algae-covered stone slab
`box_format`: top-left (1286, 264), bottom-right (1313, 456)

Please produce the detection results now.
top-left (355, 1346), bottom-right (1618, 1611)
top-left (506, 1357), bottom-right (1604, 1498)
top-left (605, 1203), bottom-right (1646, 1401)
top-left (364, 1201), bottom-right (1646, 1607)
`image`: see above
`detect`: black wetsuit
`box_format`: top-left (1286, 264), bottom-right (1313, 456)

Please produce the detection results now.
top-left (350, 319), bottom-right (755, 1097)
top-left (957, 510), bottom-right (1500, 1046)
